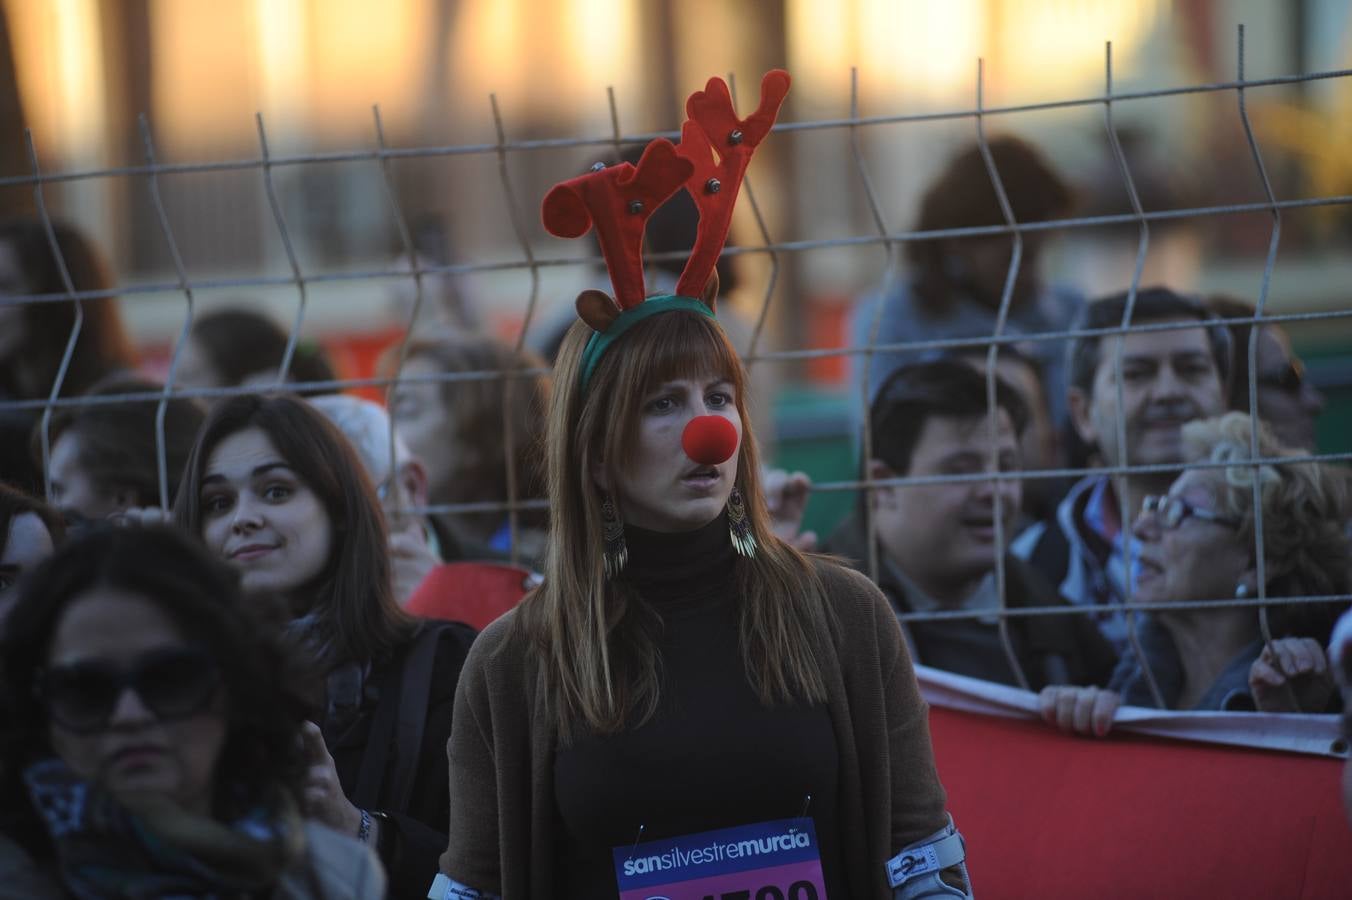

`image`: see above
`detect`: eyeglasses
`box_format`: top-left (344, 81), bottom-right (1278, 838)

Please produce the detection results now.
top-left (1141, 495), bottom-right (1241, 531)
top-left (36, 646), bottom-right (221, 734)
top-left (1254, 360), bottom-right (1305, 394)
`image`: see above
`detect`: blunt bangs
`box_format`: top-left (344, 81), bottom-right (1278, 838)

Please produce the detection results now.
top-left (623, 309), bottom-right (742, 399)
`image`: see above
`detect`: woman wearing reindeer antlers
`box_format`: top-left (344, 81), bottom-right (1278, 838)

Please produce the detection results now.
top-left (430, 71), bottom-right (972, 900)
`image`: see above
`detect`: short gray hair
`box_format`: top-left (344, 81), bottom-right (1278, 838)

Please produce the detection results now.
top-left (306, 394), bottom-right (413, 485)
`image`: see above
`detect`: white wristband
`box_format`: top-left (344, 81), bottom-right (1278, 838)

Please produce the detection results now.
top-left (427, 872), bottom-right (501, 900)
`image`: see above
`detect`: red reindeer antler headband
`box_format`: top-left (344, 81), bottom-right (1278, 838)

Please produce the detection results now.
top-left (541, 69), bottom-right (791, 389)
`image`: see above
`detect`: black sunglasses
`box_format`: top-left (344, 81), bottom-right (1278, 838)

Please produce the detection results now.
top-left (36, 646), bottom-right (221, 734)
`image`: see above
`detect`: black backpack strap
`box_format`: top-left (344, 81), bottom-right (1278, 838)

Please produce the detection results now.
top-left (387, 623), bottom-right (447, 812)
top-left (351, 659), bottom-right (402, 810)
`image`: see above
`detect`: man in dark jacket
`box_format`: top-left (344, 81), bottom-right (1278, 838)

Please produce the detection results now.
top-left (830, 359), bottom-right (1117, 690)
top-left (1011, 288), bottom-right (1230, 655)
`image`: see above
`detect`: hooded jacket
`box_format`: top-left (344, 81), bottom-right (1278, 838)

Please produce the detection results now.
top-left (1011, 474), bottom-right (1135, 654)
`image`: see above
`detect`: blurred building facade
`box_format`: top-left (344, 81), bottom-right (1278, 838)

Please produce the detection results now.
top-left (2, 0), bottom-right (1349, 403)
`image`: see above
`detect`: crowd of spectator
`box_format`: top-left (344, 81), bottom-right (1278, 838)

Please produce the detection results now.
top-left (0, 124), bottom-right (1349, 897)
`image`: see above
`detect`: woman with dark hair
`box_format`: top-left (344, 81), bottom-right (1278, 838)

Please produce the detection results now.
top-left (435, 71), bottom-right (970, 900)
top-left (38, 374), bottom-right (205, 526)
top-left (175, 307), bottom-right (337, 394)
top-left (0, 525), bottom-right (383, 898)
top-left (0, 483), bottom-right (63, 625)
top-left (0, 219), bottom-right (136, 493)
top-left (173, 393), bottom-right (476, 898)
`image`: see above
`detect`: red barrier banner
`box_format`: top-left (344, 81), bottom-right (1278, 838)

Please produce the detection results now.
top-left (920, 668), bottom-right (1352, 899)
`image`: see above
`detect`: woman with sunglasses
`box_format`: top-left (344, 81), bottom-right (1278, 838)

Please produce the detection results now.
top-left (1041, 412), bottom-right (1350, 734)
top-left (0, 525), bottom-right (384, 898)
top-left (172, 393), bottom-right (477, 899)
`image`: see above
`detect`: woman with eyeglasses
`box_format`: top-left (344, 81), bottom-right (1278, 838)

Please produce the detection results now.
top-left (0, 525), bottom-right (384, 899)
top-left (1040, 412), bottom-right (1350, 734)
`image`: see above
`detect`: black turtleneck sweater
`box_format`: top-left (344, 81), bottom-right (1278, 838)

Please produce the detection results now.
top-left (552, 515), bottom-right (847, 898)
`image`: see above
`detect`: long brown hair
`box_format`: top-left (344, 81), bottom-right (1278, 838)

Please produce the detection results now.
top-left (0, 218), bottom-right (136, 399)
top-left (515, 310), bottom-right (831, 739)
top-left (173, 394), bottom-right (416, 666)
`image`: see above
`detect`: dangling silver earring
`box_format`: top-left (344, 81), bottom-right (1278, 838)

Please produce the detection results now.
top-left (727, 486), bottom-right (756, 559)
top-left (601, 491), bottom-right (628, 578)
top-left (1235, 582), bottom-right (1249, 599)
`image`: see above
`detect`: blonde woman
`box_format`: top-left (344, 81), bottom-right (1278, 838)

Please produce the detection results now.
top-left (432, 71), bottom-right (970, 900)
top-left (1041, 412), bottom-right (1351, 734)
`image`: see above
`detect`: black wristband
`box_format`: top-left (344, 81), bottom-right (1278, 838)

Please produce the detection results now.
top-left (368, 809), bottom-right (395, 861)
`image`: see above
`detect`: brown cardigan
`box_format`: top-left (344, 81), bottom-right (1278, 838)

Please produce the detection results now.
top-left (438, 559), bottom-right (951, 898)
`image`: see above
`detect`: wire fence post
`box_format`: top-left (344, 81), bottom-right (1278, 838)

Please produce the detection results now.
top-left (255, 113), bottom-right (310, 387)
top-left (24, 131), bottom-right (83, 507)
top-left (138, 115), bottom-right (197, 511)
top-left (1103, 39), bottom-right (1166, 710)
top-left (973, 57), bottom-right (1031, 693)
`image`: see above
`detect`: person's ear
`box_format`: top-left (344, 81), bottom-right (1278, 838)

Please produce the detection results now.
top-left (866, 460), bottom-right (900, 511)
top-left (397, 458), bottom-right (429, 508)
top-left (1067, 386), bottom-right (1097, 446)
top-left (1242, 553), bottom-right (1291, 597)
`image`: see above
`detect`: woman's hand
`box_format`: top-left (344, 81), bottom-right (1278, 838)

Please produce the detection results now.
top-left (763, 468), bottom-right (817, 552)
top-left (1038, 685), bottom-right (1120, 737)
top-left (299, 721), bottom-right (365, 837)
top-left (1249, 638), bottom-right (1334, 713)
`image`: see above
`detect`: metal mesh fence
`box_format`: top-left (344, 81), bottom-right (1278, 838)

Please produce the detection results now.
top-left (4, 25), bottom-right (1350, 707)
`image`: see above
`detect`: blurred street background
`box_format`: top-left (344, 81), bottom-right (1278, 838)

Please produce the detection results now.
top-left (3, 0), bottom-right (1349, 534)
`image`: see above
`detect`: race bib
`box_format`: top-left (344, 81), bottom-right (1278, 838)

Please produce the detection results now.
top-left (613, 818), bottom-right (826, 900)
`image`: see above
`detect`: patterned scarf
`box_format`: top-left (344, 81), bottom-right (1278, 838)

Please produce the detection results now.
top-left (23, 758), bottom-right (304, 900)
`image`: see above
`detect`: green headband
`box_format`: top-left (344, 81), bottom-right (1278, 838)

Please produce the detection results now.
top-left (578, 294), bottom-right (716, 390)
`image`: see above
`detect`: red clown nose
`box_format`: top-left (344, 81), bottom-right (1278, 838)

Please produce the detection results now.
top-left (682, 415), bottom-right (739, 466)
